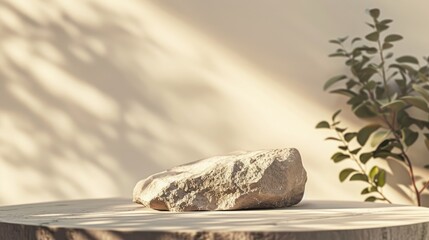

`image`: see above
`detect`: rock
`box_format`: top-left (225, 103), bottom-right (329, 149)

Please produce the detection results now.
top-left (133, 148), bottom-right (307, 212)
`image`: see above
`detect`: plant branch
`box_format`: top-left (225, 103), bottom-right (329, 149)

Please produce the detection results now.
top-left (375, 22), bottom-right (391, 102)
top-left (334, 130), bottom-right (365, 173)
top-left (365, 88), bottom-right (421, 206)
top-left (390, 131), bottom-right (421, 206)
top-left (370, 32), bottom-right (422, 206)
top-left (419, 180), bottom-right (429, 195)
top-left (334, 128), bottom-right (392, 203)
top-left (377, 187), bottom-right (393, 204)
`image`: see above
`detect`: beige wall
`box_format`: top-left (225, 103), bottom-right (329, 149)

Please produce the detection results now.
top-left (0, 0), bottom-right (428, 206)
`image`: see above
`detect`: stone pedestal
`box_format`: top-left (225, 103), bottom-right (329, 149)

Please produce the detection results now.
top-left (0, 198), bottom-right (428, 239)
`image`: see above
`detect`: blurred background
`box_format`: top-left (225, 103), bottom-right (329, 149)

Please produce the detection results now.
top-left (0, 0), bottom-right (428, 206)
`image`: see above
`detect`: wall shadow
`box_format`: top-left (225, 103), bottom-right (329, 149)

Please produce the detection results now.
top-left (0, 0), bottom-right (244, 204)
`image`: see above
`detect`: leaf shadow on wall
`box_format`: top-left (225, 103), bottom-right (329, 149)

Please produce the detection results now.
top-left (0, 0), bottom-right (244, 203)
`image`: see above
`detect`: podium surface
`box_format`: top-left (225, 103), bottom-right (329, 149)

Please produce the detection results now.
top-left (0, 198), bottom-right (428, 239)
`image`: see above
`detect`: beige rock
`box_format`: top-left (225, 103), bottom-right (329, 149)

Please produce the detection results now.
top-left (133, 148), bottom-right (307, 211)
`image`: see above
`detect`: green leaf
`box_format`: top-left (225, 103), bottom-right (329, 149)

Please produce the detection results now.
top-left (361, 186), bottom-right (377, 195)
top-left (385, 52), bottom-right (394, 59)
top-left (401, 96), bottom-right (429, 112)
top-left (365, 196), bottom-right (377, 202)
top-left (346, 79), bottom-right (358, 89)
top-left (376, 170), bottom-right (386, 187)
top-left (352, 37), bottom-right (362, 44)
top-left (339, 168), bottom-right (356, 182)
top-left (413, 84), bottom-right (429, 102)
top-left (350, 147), bottom-right (361, 154)
top-left (354, 46), bottom-right (377, 55)
top-left (396, 56), bottom-right (419, 65)
top-left (370, 130), bottom-right (390, 147)
top-left (348, 95), bottom-right (366, 107)
top-left (368, 9), bottom-right (380, 19)
top-left (365, 32), bottom-right (379, 42)
top-left (379, 19), bottom-right (393, 25)
top-left (376, 23), bottom-right (389, 32)
top-left (384, 34), bottom-right (403, 42)
top-left (330, 89), bottom-right (357, 97)
top-left (324, 75), bottom-right (348, 91)
top-left (331, 152), bottom-right (350, 163)
top-left (350, 173), bottom-right (369, 182)
top-left (375, 139), bottom-right (394, 152)
top-left (397, 110), bottom-right (412, 128)
top-left (369, 166), bottom-right (379, 181)
top-left (382, 42), bottom-right (393, 50)
top-left (325, 137), bottom-right (342, 142)
top-left (335, 127), bottom-right (347, 133)
top-left (359, 152), bottom-right (373, 164)
top-left (338, 145), bottom-right (348, 151)
top-left (363, 80), bottom-right (377, 90)
top-left (390, 63), bottom-right (417, 73)
top-left (357, 124), bottom-right (381, 146)
top-left (344, 132), bottom-right (357, 142)
top-left (381, 100), bottom-right (406, 111)
top-left (329, 38), bottom-right (348, 45)
top-left (329, 39), bottom-right (340, 45)
top-left (420, 65), bottom-right (429, 74)
top-left (402, 128), bottom-right (418, 147)
top-left (366, 22), bottom-right (375, 29)
top-left (338, 36), bottom-right (349, 43)
top-left (365, 47), bottom-right (378, 54)
top-left (332, 109), bottom-right (342, 121)
top-left (375, 86), bottom-right (386, 100)
top-left (378, 20), bottom-right (393, 31)
top-left (418, 72), bottom-right (429, 82)
top-left (353, 102), bottom-right (377, 118)
top-left (329, 52), bottom-right (347, 58)
top-left (316, 121), bottom-right (330, 129)
top-left (373, 150), bottom-right (404, 161)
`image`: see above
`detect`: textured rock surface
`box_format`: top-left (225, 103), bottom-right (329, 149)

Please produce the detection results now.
top-left (133, 148), bottom-right (307, 211)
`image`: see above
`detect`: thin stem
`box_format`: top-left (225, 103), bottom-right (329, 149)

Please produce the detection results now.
top-left (375, 22), bottom-right (391, 102)
top-left (419, 180), bottom-right (429, 195)
top-left (378, 188), bottom-right (393, 204)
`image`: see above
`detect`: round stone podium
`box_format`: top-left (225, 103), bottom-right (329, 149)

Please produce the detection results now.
top-left (0, 198), bottom-right (428, 240)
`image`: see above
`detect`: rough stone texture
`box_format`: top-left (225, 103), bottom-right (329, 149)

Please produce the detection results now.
top-left (133, 148), bottom-right (307, 211)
